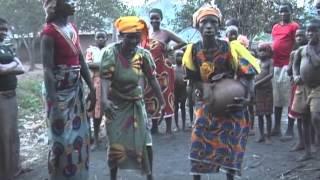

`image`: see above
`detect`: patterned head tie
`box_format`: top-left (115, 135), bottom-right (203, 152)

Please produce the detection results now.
top-left (114, 16), bottom-right (149, 48)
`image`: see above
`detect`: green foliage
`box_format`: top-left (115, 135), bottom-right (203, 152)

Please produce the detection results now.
top-left (16, 79), bottom-right (42, 114)
top-left (0, 0), bottom-right (136, 34)
top-left (171, 0), bottom-right (312, 37)
top-left (0, 0), bottom-right (44, 34)
top-left (170, 1), bottom-right (203, 32)
top-left (75, 0), bottom-right (136, 31)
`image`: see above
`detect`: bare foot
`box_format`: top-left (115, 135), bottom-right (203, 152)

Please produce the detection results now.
top-left (290, 143), bottom-right (305, 152)
top-left (147, 174), bottom-right (154, 180)
top-left (280, 135), bottom-right (294, 142)
top-left (297, 153), bottom-right (313, 162)
top-left (256, 136), bottom-right (265, 143)
top-left (271, 129), bottom-right (282, 137)
top-left (14, 168), bottom-right (33, 177)
top-left (265, 138), bottom-right (272, 145)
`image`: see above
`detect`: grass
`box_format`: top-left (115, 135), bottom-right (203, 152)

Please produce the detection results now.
top-left (16, 78), bottom-right (43, 117)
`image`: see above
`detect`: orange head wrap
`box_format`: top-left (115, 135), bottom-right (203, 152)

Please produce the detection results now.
top-left (114, 16), bottom-right (149, 48)
top-left (43, 0), bottom-right (57, 22)
top-left (192, 4), bottom-right (222, 28)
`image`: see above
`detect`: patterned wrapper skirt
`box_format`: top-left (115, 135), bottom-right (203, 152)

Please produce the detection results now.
top-left (144, 44), bottom-right (175, 120)
top-left (189, 101), bottom-right (250, 176)
top-left (46, 66), bottom-right (90, 180)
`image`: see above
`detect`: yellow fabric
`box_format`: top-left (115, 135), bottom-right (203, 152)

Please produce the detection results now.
top-left (114, 16), bottom-right (149, 48)
top-left (182, 44), bottom-right (196, 71)
top-left (192, 5), bottom-right (222, 27)
top-left (230, 40), bottom-right (261, 74)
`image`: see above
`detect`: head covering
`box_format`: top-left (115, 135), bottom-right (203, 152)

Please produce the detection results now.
top-left (43, 0), bottom-right (57, 22)
top-left (192, 4), bottom-right (222, 27)
top-left (114, 16), bottom-right (149, 48)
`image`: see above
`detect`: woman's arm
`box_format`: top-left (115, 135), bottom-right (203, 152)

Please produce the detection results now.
top-left (80, 54), bottom-right (94, 91)
top-left (41, 35), bottom-right (57, 104)
top-left (80, 54), bottom-right (96, 111)
top-left (167, 30), bottom-right (187, 50)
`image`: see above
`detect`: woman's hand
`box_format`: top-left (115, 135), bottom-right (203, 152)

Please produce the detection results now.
top-left (102, 98), bottom-right (117, 120)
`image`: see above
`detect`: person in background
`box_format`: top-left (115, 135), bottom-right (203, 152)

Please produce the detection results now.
top-left (255, 43), bottom-right (274, 144)
top-left (226, 25), bottom-right (261, 135)
top-left (145, 8), bottom-right (186, 135)
top-left (292, 18), bottom-right (320, 161)
top-left (286, 28), bottom-right (308, 145)
top-left (271, 2), bottom-right (299, 137)
top-left (40, 0), bottom-right (96, 179)
top-left (86, 30), bottom-right (108, 150)
top-left (225, 18), bottom-right (250, 48)
top-left (173, 50), bottom-right (187, 131)
top-left (0, 17), bottom-right (25, 180)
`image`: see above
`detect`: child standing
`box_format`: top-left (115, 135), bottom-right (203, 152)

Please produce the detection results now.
top-left (255, 43), bottom-right (274, 144)
top-left (174, 50), bottom-right (187, 131)
top-left (286, 28), bottom-right (308, 147)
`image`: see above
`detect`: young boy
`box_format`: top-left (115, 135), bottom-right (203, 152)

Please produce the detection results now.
top-left (255, 43), bottom-right (274, 144)
top-left (174, 50), bottom-right (187, 131)
top-left (85, 31), bottom-right (108, 150)
top-left (293, 18), bottom-right (320, 161)
top-left (287, 28), bottom-right (308, 147)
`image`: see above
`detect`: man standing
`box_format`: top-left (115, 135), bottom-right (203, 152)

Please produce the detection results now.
top-left (0, 17), bottom-right (25, 180)
top-left (271, 3), bottom-right (299, 137)
top-left (85, 31), bottom-right (108, 150)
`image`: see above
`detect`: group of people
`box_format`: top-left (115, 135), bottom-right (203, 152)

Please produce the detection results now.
top-left (252, 2), bottom-right (320, 164)
top-left (1, 0), bottom-right (320, 180)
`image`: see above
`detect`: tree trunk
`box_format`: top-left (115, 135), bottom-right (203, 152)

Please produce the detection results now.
top-left (22, 35), bottom-right (36, 71)
top-left (112, 22), bottom-right (117, 43)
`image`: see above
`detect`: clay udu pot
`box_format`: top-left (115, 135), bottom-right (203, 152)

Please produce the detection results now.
top-left (202, 78), bottom-right (246, 115)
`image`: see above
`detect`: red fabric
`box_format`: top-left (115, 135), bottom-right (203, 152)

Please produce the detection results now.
top-left (41, 23), bottom-right (81, 66)
top-left (144, 39), bottom-right (175, 119)
top-left (272, 22), bottom-right (299, 67)
top-left (288, 84), bottom-right (301, 119)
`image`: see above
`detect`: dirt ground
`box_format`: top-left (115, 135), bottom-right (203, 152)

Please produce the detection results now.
top-left (17, 118), bottom-right (320, 180)
top-left (16, 67), bottom-right (320, 180)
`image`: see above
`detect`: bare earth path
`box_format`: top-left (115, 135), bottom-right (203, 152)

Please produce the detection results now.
top-left (16, 67), bottom-right (320, 180)
top-left (17, 123), bottom-right (320, 180)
